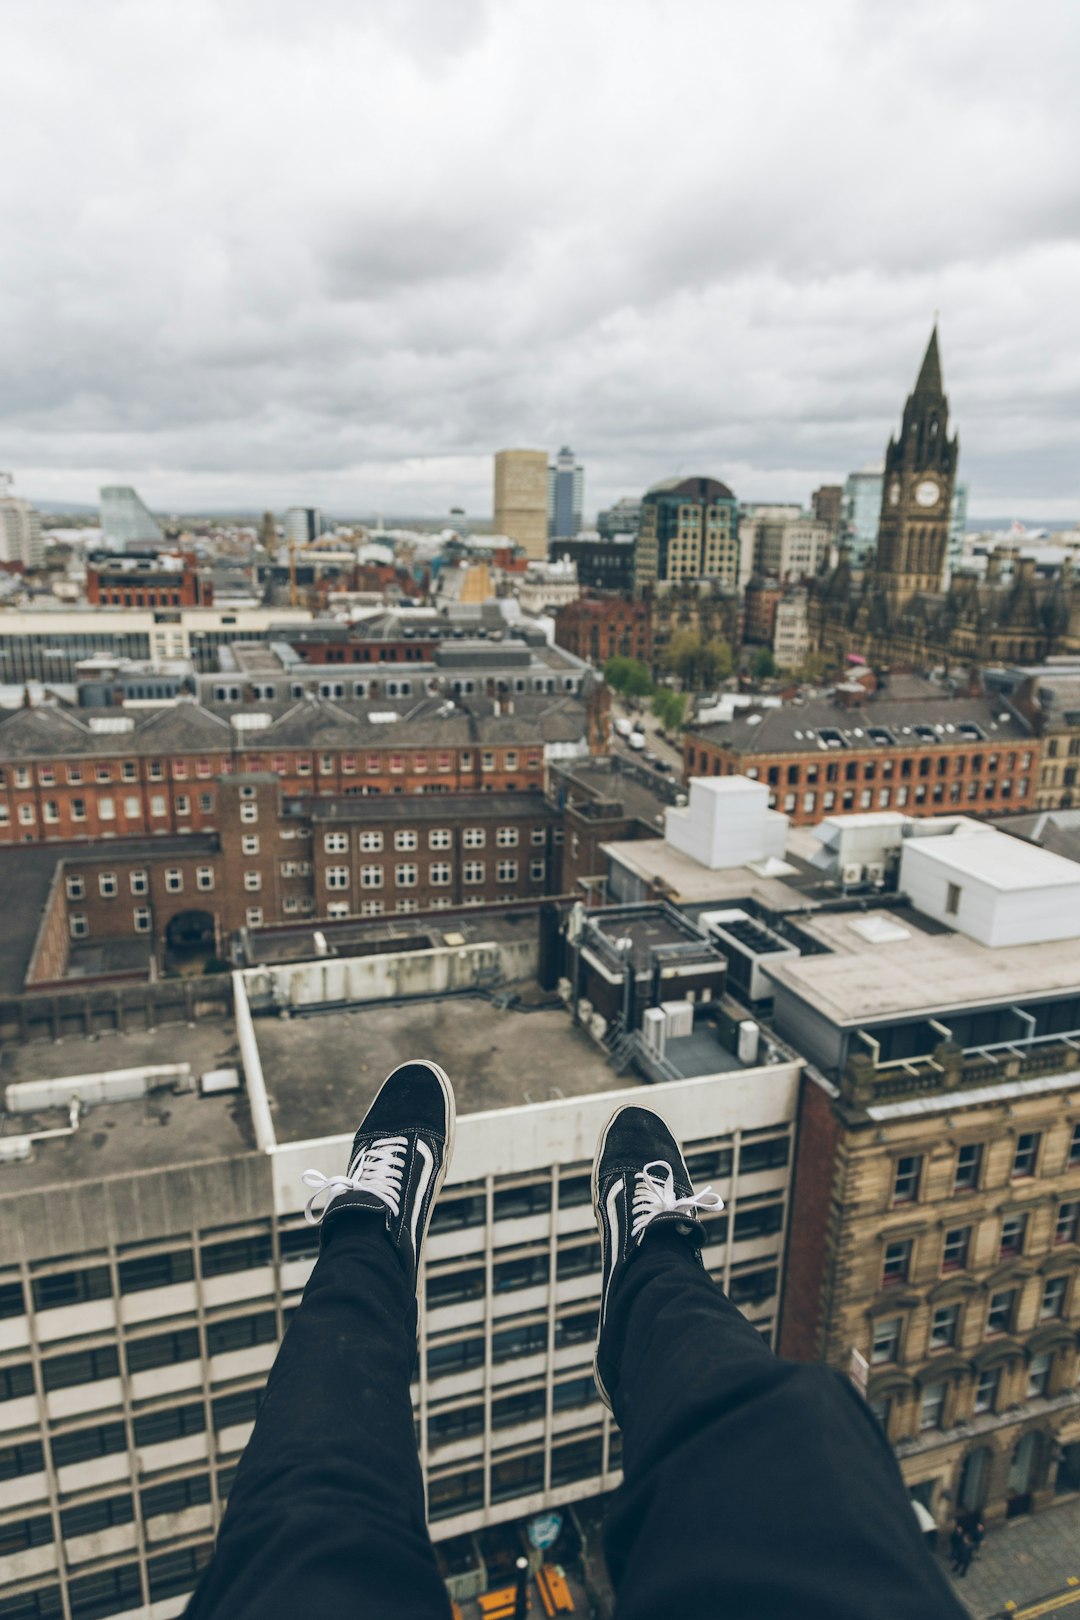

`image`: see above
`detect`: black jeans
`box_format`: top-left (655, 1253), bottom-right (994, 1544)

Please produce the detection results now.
top-left (187, 1218), bottom-right (965, 1620)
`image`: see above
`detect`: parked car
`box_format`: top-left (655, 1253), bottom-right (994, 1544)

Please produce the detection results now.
top-left (614, 717), bottom-right (633, 738)
top-left (628, 731), bottom-right (645, 750)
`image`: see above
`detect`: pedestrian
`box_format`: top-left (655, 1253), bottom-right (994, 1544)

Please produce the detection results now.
top-left (954, 1533), bottom-right (974, 1578)
top-left (184, 1065), bottom-right (969, 1620)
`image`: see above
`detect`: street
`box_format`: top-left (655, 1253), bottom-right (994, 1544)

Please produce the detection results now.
top-left (608, 697), bottom-right (685, 778)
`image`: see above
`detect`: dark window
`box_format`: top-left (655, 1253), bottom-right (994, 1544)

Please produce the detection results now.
top-left (494, 1253), bottom-right (549, 1293)
top-left (953, 1143), bottom-right (982, 1191)
top-left (728, 1266), bottom-right (778, 1305)
top-left (427, 1337), bottom-right (484, 1378)
top-left (0, 1582), bottom-right (63, 1618)
top-left (427, 1266), bottom-right (485, 1309)
top-left (1012, 1133), bottom-right (1040, 1178)
top-left (493, 1183), bottom-right (552, 1221)
top-left (999, 1213), bottom-right (1027, 1259)
top-left (551, 1434), bottom-right (603, 1486)
top-left (0, 1439), bottom-right (44, 1481)
top-left (134, 1403), bottom-right (206, 1447)
top-left (31, 1266), bottom-right (110, 1312)
top-left (0, 1281), bottom-right (26, 1319)
top-left (51, 1421), bottom-right (126, 1469)
top-left (554, 1308), bottom-right (597, 1348)
top-left (1041, 1276), bottom-right (1068, 1320)
top-left (491, 1449), bottom-right (544, 1502)
top-left (892, 1156), bottom-right (922, 1205)
top-left (882, 1240), bottom-right (912, 1287)
top-left (739, 1137), bottom-right (790, 1175)
top-left (126, 1328), bottom-right (199, 1374)
top-left (200, 1234), bottom-right (272, 1276)
top-left (987, 1289), bottom-right (1015, 1334)
top-left (142, 1474), bottom-right (212, 1519)
top-left (685, 1145), bottom-right (734, 1181)
top-left (0, 1364), bottom-right (34, 1402)
top-left (279, 1226), bottom-right (320, 1262)
top-left (491, 1387), bottom-right (546, 1429)
top-left (556, 1241), bottom-right (601, 1280)
top-left (733, 1201), bottom-right (784, 1241)
top-left (1056, 1201), bottom-right (1079, 1246)
top-left (1070, 1124), bottom-right (1080, 1167)
top-left (941, 1227), bottom-right (969, 1273)
top-left (0, 1513), bottom-right (53, 1556)
top-left (557, 1173), bottom-right (592, 1208)
top-left (147, 1544), bottom-right (213, 1602)
top-left (428, 1403), bottom-right (484, 1445)
top-left (429, 1192), bottom-right (486, 1232)
top-left (61, 1494), bottom-right (133, 1539)
top-left (428, 1467), bottom-right (483, 1520)
top-left (553, 1374), bottom-right (598, 1412)
top-left (118, 1250), bottom-right (195, 1294)
top-left (212, 1388), bottom-right (264, 1430)
top-left (67, 1561), bottom-right (141, 1619)
top-left (43, 1345), bottom-right (119, 1391)
top-left (206, 1312), bottom-right (277, 1357)
top-left (493, 1320), bottom-right (548, 1362)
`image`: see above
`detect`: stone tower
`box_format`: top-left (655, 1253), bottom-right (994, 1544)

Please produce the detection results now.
top-left (873, 327), bottom-right (959, 613)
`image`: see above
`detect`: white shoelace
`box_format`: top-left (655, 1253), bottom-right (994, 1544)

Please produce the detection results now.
top-left (631, 1159), bottom-right (724, 1241)
top-left (301, 1136), bottom-right (408, 1226)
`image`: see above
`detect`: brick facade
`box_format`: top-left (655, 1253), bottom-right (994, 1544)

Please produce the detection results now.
top-left (553, 597), bottom-right (651, 668)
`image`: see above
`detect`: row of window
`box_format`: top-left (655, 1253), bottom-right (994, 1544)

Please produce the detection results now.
top-left (2, 792), bottom-right (215, 828)
top-left (872, 1275), bottom-right (1074, 1368)
top-left (66, 866), bottom-right (216, 902)
top-left (323, 826), bottom-right (545, 853)
top-left (881, 1201), bottom-right (1078, 1288)
top-left (872, 1347), bottom-right (1072, 1439)
top-left (0, 1542), bottom-right (213, 1615)
top-left (429, 1431), bottom-right (613, 1521)
top-left (1, 760), bottom-right (220, 789)
top-left (0, 1314), bottom-right (278, 1400)
top-left (892, 1131), bottom-right (1080, 1206)
top-left (0, 747), bottom-right (547, 790)
top-left (328, 859), bottom-right (542, 890)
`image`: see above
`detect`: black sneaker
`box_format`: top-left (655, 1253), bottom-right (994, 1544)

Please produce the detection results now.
top-left (592, 1103), bottom-right (723, 1409)
top-left (301, 1060), bottom-right (455, 1297)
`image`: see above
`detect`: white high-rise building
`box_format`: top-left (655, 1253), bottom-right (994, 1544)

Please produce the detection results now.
top-left (0, 474), bottom-right (45, 570)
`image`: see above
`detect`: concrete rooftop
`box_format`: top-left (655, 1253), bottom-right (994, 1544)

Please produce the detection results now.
top-left (254, 991), bottom-right (632, 1144)
top-left (0, 1020), bottom-right (255, 1190)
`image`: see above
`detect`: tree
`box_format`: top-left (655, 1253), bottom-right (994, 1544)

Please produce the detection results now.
top-left (664, 631), bottom-right (703, 689)
top-left (700, 638), bottom-right (734, 687)
top-left (651, 688), bottom-right (688, 731)
top-left (751, 647), bottom-right (777, 681)
top-left (603, 656), bottom-right (653, 698)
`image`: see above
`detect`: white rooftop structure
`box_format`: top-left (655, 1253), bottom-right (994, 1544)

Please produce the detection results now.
top-left (899, 823), bottom-right (1080, 948)
top-left (664, 776), bottom-right (788, 871)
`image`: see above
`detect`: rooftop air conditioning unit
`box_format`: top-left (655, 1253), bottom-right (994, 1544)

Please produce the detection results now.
top-left (866, 861), bottom-right (886, 885)
top-left (841, 862), bottom-right (863, 886)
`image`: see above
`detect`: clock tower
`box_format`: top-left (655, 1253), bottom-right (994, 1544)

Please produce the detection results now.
top-left (873, 326), bottom-right (959, 613)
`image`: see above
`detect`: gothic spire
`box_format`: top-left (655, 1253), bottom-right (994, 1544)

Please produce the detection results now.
top-left (913, 324), bottom-right (943, 399)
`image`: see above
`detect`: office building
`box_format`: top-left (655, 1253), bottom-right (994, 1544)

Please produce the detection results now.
top-left (494, 451), bottom-right (549, 562)
top-left (549, 534), bottom-right (635, 595)
top-left (0, 474), bottom-right (45, 570)
top-left (284, 508), bottom-right (322, 548)
top-left (811, 486), bottom-right (843, 530)
top-left (553, 598), bottom-right (651, 670)
top-left (633, 477), bottom-right (740, 594)
top-left (987, 661), bottom-right (1080, 811)
top-left (548, 448), bottom-right (584, 541)
top-left (87, 554), bottom-right (213, 610)
top-left (595, 498), bottom-right (641, 542)
top-left (0, 909), bottom-right (799, 1616)
top-left (948, 482), bottom-right (970, 577)
top-left (99, 486), bottom-right (164, 549)
top-left (772, 590), bottom-right (811, 672)
top-left (842, 467), bottom-right (885, 562)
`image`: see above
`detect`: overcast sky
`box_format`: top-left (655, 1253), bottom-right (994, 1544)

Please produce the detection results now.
top-left (3, 0), bottom-right (1079, 521)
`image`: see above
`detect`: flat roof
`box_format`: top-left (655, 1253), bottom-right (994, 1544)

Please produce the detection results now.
top-left (765, 907), bottom-right (1080, 1025)
top-left (0, 1020), bottom-right (255, 1190)
top-left (904, 828), bottom-right (1080, 890)
top-left (254, 992), bottom-right (632, 1144)
top-left (603, 837), bottom-right (822, 911)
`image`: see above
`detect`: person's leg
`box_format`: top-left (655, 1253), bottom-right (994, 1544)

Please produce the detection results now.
top-left (185, 1062), bottom-right (455, 1620)
top-left (592, 1105), bottom-right (967, 1620)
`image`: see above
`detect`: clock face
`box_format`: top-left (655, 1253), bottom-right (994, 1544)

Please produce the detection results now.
top-left (888, 480), bottom-right (900, 507)
top-left (915, 479), bottom-right (940, 508)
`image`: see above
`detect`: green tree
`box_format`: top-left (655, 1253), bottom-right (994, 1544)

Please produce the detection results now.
top-left (651, 688), bottom-right (688, 731)
top-left (604, 656), bottom-right (654, 698)
top-left (663, 631), bottom-right (703, 689)
top-left (751, 647), bottom-right (777, 681)
top-left (700, 637), bottom-right (734, 687)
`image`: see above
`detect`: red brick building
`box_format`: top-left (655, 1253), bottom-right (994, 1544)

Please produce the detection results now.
top-left (87, 553), bottom-right (212, 608)
top-left (683, 689), bottom-right (1040, 825)
top-left (553, 596), bottom-right (651, 668)
top-left (742, 579), bottom-right (783, 645)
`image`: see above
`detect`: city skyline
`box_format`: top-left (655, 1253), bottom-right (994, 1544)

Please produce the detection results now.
top-left (3, 1), bottom-right (1080, 519)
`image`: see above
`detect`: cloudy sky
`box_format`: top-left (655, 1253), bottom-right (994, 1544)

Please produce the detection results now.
top-left (3, 0), bottom-right (1079, 521)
